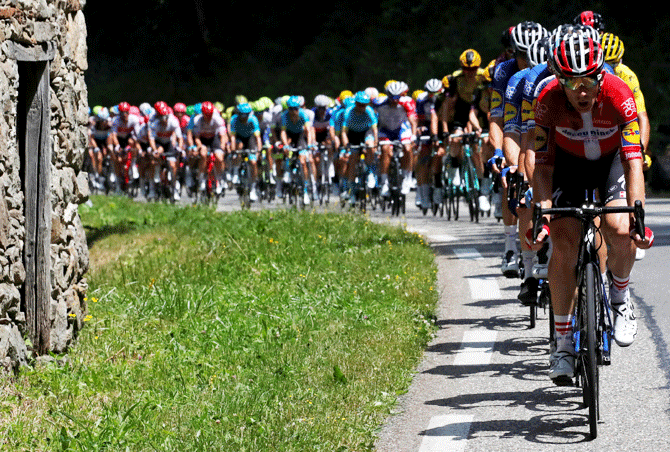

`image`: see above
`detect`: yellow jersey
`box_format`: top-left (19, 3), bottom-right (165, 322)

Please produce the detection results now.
top-left (614, 63), bottom-right (646, 114)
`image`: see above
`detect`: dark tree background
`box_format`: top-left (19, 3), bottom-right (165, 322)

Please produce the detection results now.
top-left (84, 1), bottom-right (669, 147)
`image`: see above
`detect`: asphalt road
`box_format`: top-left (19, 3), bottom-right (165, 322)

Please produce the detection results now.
top-left (136, 186), bottom-right (670, 449)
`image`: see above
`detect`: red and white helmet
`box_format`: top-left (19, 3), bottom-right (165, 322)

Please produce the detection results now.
top-left (118, 101), bottom-right (131, 113)
top-left (154, 101), bottom-right (170, 116)
top-left (201, 101), bottom-right (214, 118)
top-left (552, 32), bottom-right (604, 78)
top-left (173, 102), bottom-right (187, 114)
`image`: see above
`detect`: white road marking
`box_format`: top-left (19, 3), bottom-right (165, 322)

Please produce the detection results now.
top-left (467, 277), bottom-right (501, 300)
top-left (453, 247), bottom-right (483, 259)
top-left (418, 414), bottom-right (473, 452)
top-left (453, 330), bottom-right (497, 366)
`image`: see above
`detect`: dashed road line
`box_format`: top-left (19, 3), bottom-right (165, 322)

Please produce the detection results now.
top-left (418, 414), bottom-right (473, 452)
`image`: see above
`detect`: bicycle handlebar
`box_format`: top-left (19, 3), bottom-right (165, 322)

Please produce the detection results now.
top-left (532, 200), bottom-right (645, 242)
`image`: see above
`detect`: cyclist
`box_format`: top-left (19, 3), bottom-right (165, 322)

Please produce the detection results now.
top-left (340, 91), bottom-right (379, 206)
top-left (108, 101), bottom-right (141, 192)
top-left (488, 21), bottom-right (546, 277)
top-left (280, 95), bottom-right (317, 205)
top-left (443, 49), bottom-right (493, 214)
top-left (87, 107), bottom-right (112, 191)
top-left (515, 35), bottom-right (555, 302)
top-left (332, 95), bottom-right (355, 200)
top-left (192, 101), bottom-right (228, 196)
top-left (377, 81), bottom-right (417, 197)
top-left (312, 94), bottom-right (335, 197)
top-left (149, 101), bottom-right (185, 201)
top-left (528, 31), bottom-right (653, 384)
top-left (230, 102), bottom-right (263, 201)
top-left (415, 78), bottom-right (447, 211)
top-left (601, 32), bottom-right (651, 163)
top-left (574, 10), bottom-right (605, 33)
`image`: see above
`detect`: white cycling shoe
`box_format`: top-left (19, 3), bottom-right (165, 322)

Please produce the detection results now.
top-left (611, 290), bottom-right (637, 347)
top-left (549, 350), bottom-right (575, 386)
top-left (478, 194), bottom-right (491, 212)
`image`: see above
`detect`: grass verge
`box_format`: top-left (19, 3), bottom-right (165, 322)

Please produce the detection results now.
top-left (1, 196), bottom-right (438, 451)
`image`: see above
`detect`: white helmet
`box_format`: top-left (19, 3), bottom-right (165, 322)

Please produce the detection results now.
top-left (314, 94), bottom-right (331, 107)
top-left (511, 21), bottom-right (548, 54)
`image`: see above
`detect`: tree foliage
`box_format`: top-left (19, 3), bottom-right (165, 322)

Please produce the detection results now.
top-left (84, 1), bottom-right (669, 132)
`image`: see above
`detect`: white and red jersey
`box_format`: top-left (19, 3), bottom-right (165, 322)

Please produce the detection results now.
top-left (534, 73), bottom-right (642, 166)
top-left (150, 114), bottom-right (182, 145)
top-left (111, 114), bottom-right (141, 139)
top-left (377, 101), bottom-right (412, 131)
top-left (192, 114), bottom-right (227, 140)
top-left (398, 95), bottom-right (418, 121)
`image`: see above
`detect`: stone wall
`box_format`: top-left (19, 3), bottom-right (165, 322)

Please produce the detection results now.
top-left (0, 0), bottom-right (89, 370)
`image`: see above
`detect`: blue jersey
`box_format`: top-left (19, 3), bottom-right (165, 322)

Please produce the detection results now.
top-left (330, 107), bottom-right (347, 133)
top-left (503, 68), bottom-right (530, 135)
top-left (521, 63), bottom-right (552, 134)
top-left (490, 58), bottom-right (521, 120)
top-left (342, 105), bottom-right (377, 133)
top-left (230, 114), bottom-right (260, 138)
top-left (281, 109), bottom-right (311, 135)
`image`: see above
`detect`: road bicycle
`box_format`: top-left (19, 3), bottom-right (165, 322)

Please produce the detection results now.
top-left (448, 132), bottom-right (482, 223)
top-left (348, 144), bottom-right (371, 213)
top-left (380, 140), bottom-right (406, 217)
top-left (532, 195), bottom-right (645, 439)
top-left (282, 146), bottom-right (309, 210)
top-left (232, 149), bottom-right (255, 209)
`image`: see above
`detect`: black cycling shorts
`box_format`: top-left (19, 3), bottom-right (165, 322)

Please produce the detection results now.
top-left (551, 149), bottom-right (626, 209)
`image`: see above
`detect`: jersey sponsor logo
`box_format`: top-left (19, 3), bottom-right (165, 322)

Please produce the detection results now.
top-left (504, 104), bottom-right (518, 123)
top-left (521, 99), bottom-right (534, 123)
top-left (490, 91), bottom-right (503, 110)
top-left (556, 126), bottom-right (617, 142)
top-left (620, 97), bottom-right (637, 118)
top-left (621, 120), bottom-right (641, 147)
top-left (534, 102), bottom-right (548, 122)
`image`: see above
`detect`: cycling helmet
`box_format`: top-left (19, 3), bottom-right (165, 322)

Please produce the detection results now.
top-left (96, 107), bottom-right (110, 121)
top-left (459, 49), bottom-right (482, 68)
top-left (511, 21), bottom-right (548, 55)
top-left (201, 101), bottom-right (215, 117)
top-left (354, 91), bottom-right (370, 104)
top-left (373, 93), bottom-right (388, 106)
top-left (527, 36), bottom-right (550, 68)
top-left (574, 11), bottom-right (605, 32)
top-left (237, 102), bottom-right (253, 115)
top-left (92, 105), bottom-right (103, 116)
top-left (385, 80), bottom-right (405, 97)
top-left (424, 78), bottom-right (443, 94)
top-left (173, 102), bottom-right (187, 114)
top-left (286, 95), bottom-right (301, 109)
top-left (364, 86), bottom-right (379, 100)
top-left (139, 102), bottom-right (153, 117)
top-left (109, 105), bottom-right (119, 116)
top-left (235, 95), bottom-right (248, 105)
top-left (441, 75), bottom-right (451, 90)
top-left (412, 90), bottom-right (425, 101)
top-left (155, 102), bottom-right (170, 117)
top-left (314, 94), bottom-right (331, 108)
top-left (484, 59), bottom-right (497, 82)
top-left (383, 80), bottom-right (397, 91)
top-left (339, 90), bottom-right (353, 101)
top-left (118, 101), bottom-right (131, 113)
top-left (601, 32), bottom-right (625, 64)
top-left (552, 32), bottom-right (604, 78)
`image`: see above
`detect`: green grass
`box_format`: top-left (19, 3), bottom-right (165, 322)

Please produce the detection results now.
top-left (1, 196), bottom-right (438, 451)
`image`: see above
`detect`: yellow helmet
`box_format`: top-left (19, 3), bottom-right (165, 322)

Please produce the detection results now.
top-left (339, 90), bottom-right (353, 101)
top-left (484, 59), bottom-right (497, 82)
top-left (459, 49), bottom-right (482, 68)
top-left (601, 32), bottom-right (625, 64)
top-left (412, 89), bottom-right (425, 101)
top-left (441, 75), bottom-right (450, 90)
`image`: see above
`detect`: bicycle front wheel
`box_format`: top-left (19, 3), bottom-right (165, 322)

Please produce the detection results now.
top-left (582, 262), bottom-right (600, 439)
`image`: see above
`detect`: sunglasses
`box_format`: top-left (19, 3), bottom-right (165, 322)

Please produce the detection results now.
top-left (559, 73), bottom-right (602, 91)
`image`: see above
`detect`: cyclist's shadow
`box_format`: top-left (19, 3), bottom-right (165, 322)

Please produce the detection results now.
top-left (423, 386), bottom-right (592, 444)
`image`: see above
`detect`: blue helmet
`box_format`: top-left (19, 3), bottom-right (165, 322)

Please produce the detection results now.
top-left (237, 102), bottom-right (253, 115)
top-left (287, 96), bottom-right (301, 109)
top-left (354, 91), bottom-right (370, 104)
